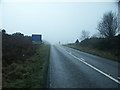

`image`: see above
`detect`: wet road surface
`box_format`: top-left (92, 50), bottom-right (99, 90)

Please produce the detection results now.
top-left (48, 45), bottom-right (120, 88)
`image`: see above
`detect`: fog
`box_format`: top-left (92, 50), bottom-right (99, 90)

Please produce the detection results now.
top-left (1, 0), bottom-right (118, 44)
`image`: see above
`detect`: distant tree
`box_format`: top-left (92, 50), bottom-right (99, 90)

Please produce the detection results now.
top-left (80, 30), bottom-right (90, 40)
top-left (97, 11), bottom-right (118, 38)
top-left (2, 29), bottom-right (6, 34)
top-left (12, 32), bottom-right (24, 37)
top-left (91, 32), bottom-right (102, 38)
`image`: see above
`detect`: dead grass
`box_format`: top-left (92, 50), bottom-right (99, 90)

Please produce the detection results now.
top-left (66, 44), bottom-right (120, 62)
top-left (2, 44), bottom-right (50, 88)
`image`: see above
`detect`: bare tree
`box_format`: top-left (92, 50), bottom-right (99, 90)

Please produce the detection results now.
top-left (97, 11), bottom-right (118, 38)
top-left (80, 30), bottom-right (90, 40)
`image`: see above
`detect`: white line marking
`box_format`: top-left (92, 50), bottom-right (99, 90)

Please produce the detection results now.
top-left (118, 77), bottom-right (120, 80)
top-left (60, 47), bottom-right (120, 85)
top-left (50, 82), bottom-right (52, 88)
top-left (69, 52), bottom-right (72, 54)
top-left (81, 58), bottom-right (85, 61)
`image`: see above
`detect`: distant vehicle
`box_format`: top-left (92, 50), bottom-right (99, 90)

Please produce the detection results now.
top-left (32, 34), bottom-right (42, 44)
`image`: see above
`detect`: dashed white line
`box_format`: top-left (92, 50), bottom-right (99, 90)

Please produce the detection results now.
top-left (50, 82), bottom-right (52, 88)
top-left (60, 47), bottom-right (120, 85)
top-left (81, 58), bottom-right (85, 61)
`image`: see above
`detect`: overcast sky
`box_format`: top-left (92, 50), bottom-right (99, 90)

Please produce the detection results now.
top-left (1, 0), bottom-right (118, 44)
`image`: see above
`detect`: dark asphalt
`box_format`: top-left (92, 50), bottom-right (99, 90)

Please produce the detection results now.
top-left (48, 45), bottom-right (120, 88)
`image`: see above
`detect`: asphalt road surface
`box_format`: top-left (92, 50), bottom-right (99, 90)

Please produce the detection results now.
top-left (48, 45), bottom-right (120, 88)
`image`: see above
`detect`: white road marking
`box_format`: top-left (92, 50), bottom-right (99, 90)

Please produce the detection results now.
top-left (60, 47), bottom-right (120, 85)
top-left (117, 77), bottom-right (120, 80)
top-left (50, 82), bottom-right (52, 88)
top-left (69, 52), bottom-right (72, 55)
top-left (81, 58), bottom-right (85, 61)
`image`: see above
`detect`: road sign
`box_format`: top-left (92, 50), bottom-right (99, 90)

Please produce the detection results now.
top-left (32, 34), bottom-right (42, 41)
top-left (32, 34), bottom-right (42, 44)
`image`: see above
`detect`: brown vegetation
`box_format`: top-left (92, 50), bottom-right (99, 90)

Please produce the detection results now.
top-left (2, 30), bottom-right (50, 88)
top-left (67, 34), bottom-right (120, 62)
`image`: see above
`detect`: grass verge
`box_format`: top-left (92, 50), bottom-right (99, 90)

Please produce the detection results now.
top-left (2, 44), bottom-right (50, 88)
top-left (65, 44), bottom-right (120, 62)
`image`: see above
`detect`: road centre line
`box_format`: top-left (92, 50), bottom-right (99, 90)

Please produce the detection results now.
top-left (81, 58), bottom-right (85, 61)
top-left (60, 47), bottom-right (120, 85)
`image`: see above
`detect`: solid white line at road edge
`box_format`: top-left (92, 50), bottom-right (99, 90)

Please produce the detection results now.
top-left (61, 47), bottom-right (120, 85)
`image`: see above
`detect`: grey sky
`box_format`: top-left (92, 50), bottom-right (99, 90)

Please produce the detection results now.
top-left (1, 1), bottom-right (118, 44)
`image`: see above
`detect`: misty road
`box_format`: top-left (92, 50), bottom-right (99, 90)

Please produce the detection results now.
top-left (48, 45), bottom-right (120, 88)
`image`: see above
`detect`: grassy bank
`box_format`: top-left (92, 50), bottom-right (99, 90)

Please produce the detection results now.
top-left (2, 44), bottom-right (50, 88)
top-left (66, 44), bottom-right (119, 62)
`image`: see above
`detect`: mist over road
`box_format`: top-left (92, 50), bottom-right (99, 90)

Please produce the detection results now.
top-left (48, 45), bottom-right (120, 88)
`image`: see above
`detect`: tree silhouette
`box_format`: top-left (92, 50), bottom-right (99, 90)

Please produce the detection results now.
top-left (80, 30), bottom-right (90, 40)
top-left (97, 11), bottom-right (118, 38)
top-left (2, 29), bottom-right (6, 34)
